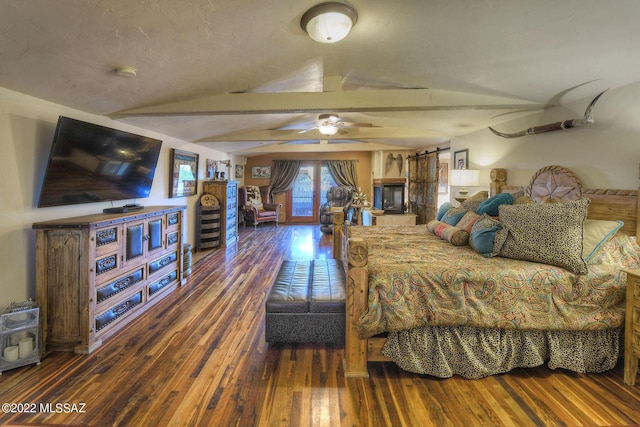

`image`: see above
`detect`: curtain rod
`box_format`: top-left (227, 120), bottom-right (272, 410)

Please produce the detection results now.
top-left (406, 146), bottom-right (450, 159)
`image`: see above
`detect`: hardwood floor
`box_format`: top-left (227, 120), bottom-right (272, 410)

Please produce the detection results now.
top-left (1, 224), bottom-right (639, 426)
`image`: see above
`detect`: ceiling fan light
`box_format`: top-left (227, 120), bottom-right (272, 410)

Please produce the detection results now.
top-left (301, 2), bottom-right (358, 44)
top-left (318, 123), bottom-right (339, 135)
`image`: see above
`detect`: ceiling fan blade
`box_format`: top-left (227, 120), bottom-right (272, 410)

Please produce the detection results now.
top-left (272, 122), bottom-right (315, 130)
top-left (328, 139), bottom-right (369, 144)
top-left (339, 121), bottom-right (378, 128)
top-left (298, 127), bottom-right (318, 134)
top-left (279, 139), bottom-right (319, 145)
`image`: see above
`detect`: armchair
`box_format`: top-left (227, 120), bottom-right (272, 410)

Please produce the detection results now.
top-left (319, 186), bottom-right (353, 233)
top-left (239, 185), bottom-right (282, 229)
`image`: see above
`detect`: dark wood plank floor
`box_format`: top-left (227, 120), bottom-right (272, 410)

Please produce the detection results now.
top-left (1, 224), bottom-right (639, 426)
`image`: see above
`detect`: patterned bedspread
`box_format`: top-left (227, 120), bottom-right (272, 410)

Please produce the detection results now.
top-left (349, 225), bottom-right (640, 338)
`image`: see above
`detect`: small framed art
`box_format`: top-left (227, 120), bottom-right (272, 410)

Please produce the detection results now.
top-left (170, 149), bottom-right (199, 198)
top-left (453, 149), bottom-right (469, 169)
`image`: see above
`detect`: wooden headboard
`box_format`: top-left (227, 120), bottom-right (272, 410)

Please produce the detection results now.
top-left (490, 165), bottom-right (639, 237)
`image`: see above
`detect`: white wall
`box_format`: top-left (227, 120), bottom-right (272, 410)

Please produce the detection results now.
top-left (450, 83), bottom-right (640, 194)
top-left (3, 82), bottom-right (640, 309)
top-left (0, 87), bottom-right (242, 309)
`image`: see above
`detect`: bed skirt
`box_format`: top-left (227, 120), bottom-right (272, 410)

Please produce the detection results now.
top-left (382, 326), bottom-right (622, 379)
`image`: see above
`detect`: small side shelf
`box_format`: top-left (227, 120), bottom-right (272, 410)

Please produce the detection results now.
top-left (196, 205), bottom-right (221, 251)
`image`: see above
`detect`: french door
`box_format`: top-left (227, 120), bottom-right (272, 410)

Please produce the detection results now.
top-left (286, 163), bottom-right (337, 224)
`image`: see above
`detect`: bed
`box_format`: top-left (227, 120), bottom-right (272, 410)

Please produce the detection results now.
top-left (333, 165), bottom-right (640, 378)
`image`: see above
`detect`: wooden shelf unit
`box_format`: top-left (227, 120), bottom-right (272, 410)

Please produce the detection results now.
top-left (202, 181), bottom-right (238, 247)
top-left (33, 205), bottom-right (186, 354)
top-left (195, 204), bottom-right (221, 251)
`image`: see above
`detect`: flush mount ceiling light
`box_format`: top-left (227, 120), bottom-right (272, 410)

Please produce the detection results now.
top-left (300, 2), bottom-right (358, 43)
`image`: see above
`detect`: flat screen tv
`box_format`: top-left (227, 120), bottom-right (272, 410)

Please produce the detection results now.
top-left (37, 116), bottom-right (163, 208)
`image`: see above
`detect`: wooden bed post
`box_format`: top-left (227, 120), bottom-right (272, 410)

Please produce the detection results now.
top-left (343, 237), bottom-right (370, 378)
top-left (490, 168), bottom-right (507, 197)
top-left (332, 210), bottom-right (344, 260)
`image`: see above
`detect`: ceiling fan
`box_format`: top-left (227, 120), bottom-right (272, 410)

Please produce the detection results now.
top-left (298, 113), bottom-right (378, 136)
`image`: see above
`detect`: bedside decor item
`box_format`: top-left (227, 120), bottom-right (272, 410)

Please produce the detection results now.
top-left (450, 169), bottom-right (480, 203)
top-left (170, 149), bottom-right (199, 198)
top-left (488, 89), bottom-right (607, 138)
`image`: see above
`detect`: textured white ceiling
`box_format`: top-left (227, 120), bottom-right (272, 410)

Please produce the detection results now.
top-left (0, 0), bottom-right (633, 155)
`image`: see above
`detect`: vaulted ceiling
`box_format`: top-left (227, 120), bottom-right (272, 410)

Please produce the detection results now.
top-left (1, 1), bottom-right (634, 156)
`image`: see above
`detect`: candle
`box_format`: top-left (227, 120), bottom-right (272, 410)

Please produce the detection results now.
top-left (18, 337), bottom-right (33, 359)
top-left (10, 331), bottom-right (26, 346)
top-left (3, 346), bottom-right (19, 362)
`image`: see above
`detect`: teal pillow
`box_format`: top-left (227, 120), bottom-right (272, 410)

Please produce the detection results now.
top-left (476, 193), bottom-right (514, 216)
top-left (442, 206), bottom-right (466, 226)
top-left (470, 214), bottom-right (503, 257)
top-left (436, 202), bottom-right (453, 221)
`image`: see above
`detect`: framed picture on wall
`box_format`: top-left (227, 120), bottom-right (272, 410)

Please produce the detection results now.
top-left (170, 149), bottom-right (199, 198)
top-left (235, 165), bottom-right (244, 179)
top-left (453, 149), bottom-right (469, 169)
top-left (206, 159), bottom-right (219, 180)
top-left (251, 166), bottom-right (271, 179)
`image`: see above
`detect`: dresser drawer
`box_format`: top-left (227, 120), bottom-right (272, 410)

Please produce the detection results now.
top-left (95, 290), bottom-right (144, 333)
top-left (148, 251), bottom-right (178, 276)
top-left (92, 225), bottom-right (122, 257)
top-left (95, 267), bottom-right (145, 304)
top-left (148, 270), bottom-right (179, 298)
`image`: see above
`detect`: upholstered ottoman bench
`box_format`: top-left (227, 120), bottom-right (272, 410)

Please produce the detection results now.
top-left (265, 259), bottom-right (346, 345)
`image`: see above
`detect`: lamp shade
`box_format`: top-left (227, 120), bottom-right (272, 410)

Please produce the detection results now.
top-left (449, 169), bottom-right (480, 187)
top-left (301, 3), bottom-right (358, 43)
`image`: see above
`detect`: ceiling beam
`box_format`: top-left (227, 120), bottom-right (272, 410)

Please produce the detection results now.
top-left (110, 88), bottom-right (544, 118)
top-left (193, 126), bottom-right (448, 143)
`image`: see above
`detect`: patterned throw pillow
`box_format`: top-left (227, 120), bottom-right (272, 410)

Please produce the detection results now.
top-left (426, 220), bottom-right (469, 246)
top-left (456, 211), bottom-right (481, 233)
top-left (436, 202), bottom-right (453, 221)
top-left (461, 191), bottom-right (488, 212)
top-left (494, 198), bottom-right (590, 274)
top-left (245, 185), bottom-right (264, 211)
top-left (582, 219), bottom-right (624, 262)
top-left (469, 214), bottom-right (503, 256)
top-left (441, 206), bottom-right (467, 226)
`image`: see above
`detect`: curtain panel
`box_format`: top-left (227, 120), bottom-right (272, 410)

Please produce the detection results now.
top-left (268, 160), bottom-right (302, 202)
top-left (325, 160), bottom-right (359, 190)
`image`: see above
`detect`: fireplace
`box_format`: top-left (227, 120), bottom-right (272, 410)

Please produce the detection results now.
top-left (373, 178), bottom-right (406, 214)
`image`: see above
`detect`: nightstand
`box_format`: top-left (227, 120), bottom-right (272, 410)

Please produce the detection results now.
top-left (625, 269), bottom-right (640, 386)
